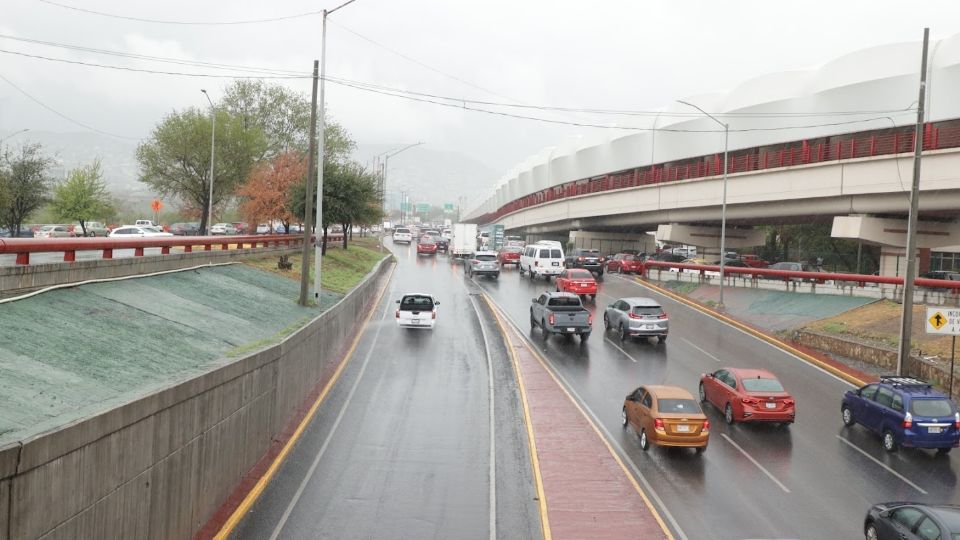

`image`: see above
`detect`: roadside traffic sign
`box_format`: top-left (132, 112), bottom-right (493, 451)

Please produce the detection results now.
top-left (926, 307), bottom-right (960, 334)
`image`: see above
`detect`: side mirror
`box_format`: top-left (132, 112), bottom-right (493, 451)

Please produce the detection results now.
top-left (855, 388), bottom-right (862, 396)
top-left (532, 297), bottom-right (538, 302)
top-left (434, 301), bottom-right (440, 306)
top-left (395, 299), bottom-right (401, 304)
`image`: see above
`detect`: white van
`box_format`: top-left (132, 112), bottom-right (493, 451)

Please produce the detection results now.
top-left (393, 227), bottom-right (413, 244)
top-left (519, 241), bottom-right (565, 280)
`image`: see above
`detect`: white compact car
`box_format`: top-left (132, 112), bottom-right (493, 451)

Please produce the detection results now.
top-left (519, 240), bottom-right (565, 280)
top-left (393, 227), bottom-right (413, 244)
top-left (396, 293), bottom-right (439, 329)
top-left (108, 226), bottom-right (174, 237)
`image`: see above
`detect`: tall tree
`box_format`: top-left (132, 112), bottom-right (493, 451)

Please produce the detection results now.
top-left (0, 143), bottom-right (54, 237)
top-left (323, 162), bottom-right (382, 249)
top-left (136, 107), bottom-right (266, 234)
top-left (51, 159), bottom-right (112, 236)
top-left (237, 151), bottom-right (305, 233)
top-left (221, 80), bottom-right (355, 162)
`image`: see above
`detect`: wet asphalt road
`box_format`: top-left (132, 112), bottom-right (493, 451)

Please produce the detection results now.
top-left (474, 267), bottom-right (960, 540)
top-left (231, 243), bottom-right (540, 540)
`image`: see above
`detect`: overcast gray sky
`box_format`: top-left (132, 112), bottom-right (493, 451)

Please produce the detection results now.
top-left (2, 0), bottom-right (959, 179)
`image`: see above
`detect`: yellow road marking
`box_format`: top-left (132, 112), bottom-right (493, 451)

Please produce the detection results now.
top-left (214, 263), bottom-right (396, 539)
top-left (484, 294), bottom-right (677, 540)
top-left (482, 295), bottom-right (552, 540)
top-left (632, 277), bottom-right (867, 387)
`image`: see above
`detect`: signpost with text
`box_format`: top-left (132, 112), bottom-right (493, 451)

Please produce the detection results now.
top-left (926, 307), bottom-right (960, 398)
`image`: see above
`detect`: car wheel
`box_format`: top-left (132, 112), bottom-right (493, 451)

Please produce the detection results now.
top-left (639, 429), bottom-right (650, 451)
top-left (724, 403), bottom-right (735, 425)
top-left (659, 335), bottom-right (667, 344)
top-left (603, 315), bottom-right (610, 331)
top-left (519, 266), bottom-right (525, 275)
top-left (698, 383), bottom-right (706, 403)
top-left (882, 430), bottom-right (898, 453)
top-left (530, 312), bottom-right (536, 329)
top-left (865, 522), bottom-right (879, 540)
top-left (541, 321), bottom-right (550, 341)
top-left (618, 324), bottom-right (626, 342)
top-left (621, 407), bottom-right (628, 428)
top-left (580, 332), bottom-right (590, 342)
top-left (695, 446), bottom-right (706, 455)
top-left (938, 447), bottom-right (952, 455)
top-left (841, 405), bottom-right (855, 426)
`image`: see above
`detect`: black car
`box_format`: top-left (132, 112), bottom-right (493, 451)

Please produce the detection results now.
top-left (650, 252), bottom-right (687, 263)
top-left (565, 248), bottom-right (605, 275)
top-left (865, 502), bottom-right (960, 540)
top-left (170, 222), bottom-right (200, 236)
top-left (0, 227), bottom-right (35, 238)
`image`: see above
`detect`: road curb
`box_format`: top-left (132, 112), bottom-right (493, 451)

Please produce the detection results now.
top-left (632, 277), bottom-right (868, 387)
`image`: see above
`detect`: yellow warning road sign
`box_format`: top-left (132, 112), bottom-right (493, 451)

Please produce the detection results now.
top-left (926, 307), bottom-right (960, 334)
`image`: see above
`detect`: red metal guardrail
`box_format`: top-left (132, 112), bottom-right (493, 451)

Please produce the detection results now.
top-left (476, 120), bottom-right (960, 224)
top-left (643, 260), bottom-right (960, 290)
top-left (0, 233), bottom-right (345, 265)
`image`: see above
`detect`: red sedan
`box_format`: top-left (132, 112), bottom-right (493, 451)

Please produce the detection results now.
top-left (699, 367), bottom-right (795, 425)
top-left (555, 269), bottom-right (598, 300)
top-left (498, 246), bottom-right (522, 266)
top-left (416, 236), bottom-right (438, 255)
top-left (606, 253), bottom-right (645, 274)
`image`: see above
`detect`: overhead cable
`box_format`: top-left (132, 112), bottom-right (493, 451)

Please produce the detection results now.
top-left (35, 0), bottom-right (325, 25)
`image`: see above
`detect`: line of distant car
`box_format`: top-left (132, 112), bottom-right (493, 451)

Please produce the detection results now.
top-left (0, 221), bottom-right (309, 238)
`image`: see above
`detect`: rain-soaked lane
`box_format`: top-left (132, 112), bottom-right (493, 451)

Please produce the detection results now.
top-left (231, 242), bottom-right (540, 540)
top-left (476, 268), bottom-right (960, 540)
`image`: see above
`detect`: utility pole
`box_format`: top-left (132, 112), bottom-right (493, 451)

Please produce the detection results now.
top-left (201, 89), bottom-right (216, 235)
top-left (897, 27), bottom-right (931, 375)
top-left (315, 0), bottom-right (359, 303)
top-left (299, 60), bottom-right (319, 307)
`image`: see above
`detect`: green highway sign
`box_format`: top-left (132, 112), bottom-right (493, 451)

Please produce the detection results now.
top-left (417, 203), bottom-right (431, 213)
top-left (444, 203), bottom-right (454, 212)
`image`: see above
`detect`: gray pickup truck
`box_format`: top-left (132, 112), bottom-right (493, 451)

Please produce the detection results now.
top-left (530, 291), bottom-right (592, 342)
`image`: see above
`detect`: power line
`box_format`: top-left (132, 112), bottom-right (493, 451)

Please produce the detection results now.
top-left (0, 73), bottom-right (141, 140)
top-left (0, 48), bottom-right (312, 79)
top-left (35, 0), bottom-right (326, 25)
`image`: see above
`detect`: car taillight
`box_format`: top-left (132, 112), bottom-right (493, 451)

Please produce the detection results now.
top-left (702, 420), bottom-right (710, 432)
top-left (658, 313), bottom-right (668, 319)
top-left (599, 257), bottom-right (605, 262)
top-left (535, 261), bottom-right (539, 266)
top-left (548, 314), bottom-right (555, 325)
top-left (432, 310), bottom-right (437, 320)
top-left (903, 412), bottom-right (913, 429)
top-left (577, 256), bottom-right (584, 261)
top-left (628, 312), bottom-right (641, 319)
top-left (654, 418), bottom-right (665, 430)
top-left (955, 412), bottom-right (960, 429)
top-left (742, 397), bottom-right (761, 405)
top-left (784, 399), bottom-right (795, 406)
top-left (588, 313), bottom-right (593, 325)
top-left (395, 310), bottom-right (400, 318)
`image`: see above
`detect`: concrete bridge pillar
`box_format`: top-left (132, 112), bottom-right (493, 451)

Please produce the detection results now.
top-left (568, 230), bottom-right (655, 255)
top-left (655, 224), bottom-right (766, 259)
top-left (831, 215), bottom-right (958, 278)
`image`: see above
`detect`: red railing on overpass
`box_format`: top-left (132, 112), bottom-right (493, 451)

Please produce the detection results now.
top-left (643, 260), bottom-right (960, 290)
top-left (476, 119), bottom-right (960, 223)
top-left (0, 233), bottom-right (345, 265)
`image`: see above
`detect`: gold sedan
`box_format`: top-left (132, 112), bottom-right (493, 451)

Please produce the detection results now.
top-left (622, 385), bottom-right (710, 453)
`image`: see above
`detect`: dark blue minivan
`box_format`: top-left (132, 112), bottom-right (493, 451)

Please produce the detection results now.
top-left (841, 376), bottom-right (960, 453)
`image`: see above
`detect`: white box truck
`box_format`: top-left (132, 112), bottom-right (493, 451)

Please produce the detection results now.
top-left (451, 223), bottom-right (478, 258)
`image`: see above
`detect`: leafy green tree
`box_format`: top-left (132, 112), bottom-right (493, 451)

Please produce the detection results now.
top-left (136, 107), bottom-right (266, 234)
top-left (221, 80), bottom-right (355, 162)
top-left (0, 143), bottom-right (54, 236)
top-left (289, 162), bottom-right (380, 251)
top-left (51, 159), bottom-right (112, 235)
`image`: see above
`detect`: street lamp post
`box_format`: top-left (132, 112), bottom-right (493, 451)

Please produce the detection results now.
top-left (383, 141), bottom-right (423, 218)
top-left (201, 89), bottom-right (216, 236)
top-left (0, 128), bottom-right (29, 146)
top-left (678, 100), bottom-right (729, 310)
top-left (315, 0), bottom-right (359, 302)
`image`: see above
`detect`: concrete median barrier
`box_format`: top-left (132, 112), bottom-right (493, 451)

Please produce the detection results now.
top-left (0, 257), bottom-right (391, 539)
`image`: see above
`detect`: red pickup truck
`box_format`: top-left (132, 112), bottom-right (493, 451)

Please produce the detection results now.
top-left (737, 254), bottom-right (769, 268)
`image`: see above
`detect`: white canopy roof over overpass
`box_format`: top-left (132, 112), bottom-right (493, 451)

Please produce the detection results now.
top-left (467, 32), bottom-right (960, 221)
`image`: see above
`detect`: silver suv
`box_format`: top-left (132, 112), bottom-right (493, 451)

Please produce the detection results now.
top-left (603, 297), bottom-right (669, 343)
top-left (467, 251), bottom-right (500, 279)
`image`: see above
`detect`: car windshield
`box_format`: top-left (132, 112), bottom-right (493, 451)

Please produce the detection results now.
top-left (504, 247), bottom-right (522, 253)
top-left (548, 296), bottom-right (581, 307)
top-left (550, 249), bottom-right (562, 258)
top-left (631, 306), bottom-right (663, 316)
top-left (578, 250), bottom-right (599, 256)
top-left (399, 295), bottom-right (434, 310)
top-left (622, 255), bottom-right (636, 261)
top-left (476, 254), bottom-right (497, 261)
top-left (396, 228), bottom-right (410, 234)
top-left (741, 378), bottom-right (785, 392)
top-left (911, 398), bottom-right (954, 417)
top-left (420, 237), bottom-right (435, 244)
top-left (658, 399), bottom-right (700, 414)
top-left (568, 270), bottom-right (593, 279)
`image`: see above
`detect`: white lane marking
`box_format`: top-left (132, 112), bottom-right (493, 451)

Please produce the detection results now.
top-left (468, 295), bottom-right (498, 540)
top-left (720, 434), bottom-right (791, 493)
top-left (269, 294), bottom-right (392, 540)
top-left (682, 338), bottom-right (722, 363)
top-left (493, 305), bottom-right (689, 540)
top-left (835, 436), bottom-right (928, 494)
top-left (611, 275), bottom-right (856, 388)
top-left (604, 337), bottom-right (638, 362)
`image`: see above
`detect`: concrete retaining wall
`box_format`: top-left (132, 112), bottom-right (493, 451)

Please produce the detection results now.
top-left (0, 257), bottom-right (392, 539)
top-left (0, 245), bottom-right (302, 299)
